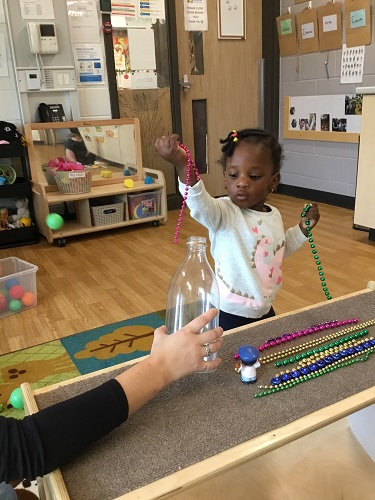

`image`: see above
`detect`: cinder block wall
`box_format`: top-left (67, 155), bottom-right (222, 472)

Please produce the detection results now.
top-left (279, 0), bottom-right (375, 205)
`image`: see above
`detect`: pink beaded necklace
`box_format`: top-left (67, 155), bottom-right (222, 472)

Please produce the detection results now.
top-left (174, 142), bottom-right (201, 244)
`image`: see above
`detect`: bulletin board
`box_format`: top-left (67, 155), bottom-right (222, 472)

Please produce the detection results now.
top-left (283, 95), bottom-right (361, 143)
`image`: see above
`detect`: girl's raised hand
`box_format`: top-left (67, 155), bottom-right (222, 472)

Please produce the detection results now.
top-left (154, 134), bottom-right (187, 168)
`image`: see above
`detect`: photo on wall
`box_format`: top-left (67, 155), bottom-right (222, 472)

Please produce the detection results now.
top-left (332, 118), bottom-right (347, 132)
top-left (345, 94), bottom-right (363, 115)
top-left (309, 113), bottom-right (316, 130)
top-left (299, 118), bottom-right (309, 130)
top-left (320, 114), bottom-right (330, 131)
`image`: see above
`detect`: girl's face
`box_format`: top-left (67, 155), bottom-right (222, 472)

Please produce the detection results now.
top-left (223, 141), bottom-right (280, 212)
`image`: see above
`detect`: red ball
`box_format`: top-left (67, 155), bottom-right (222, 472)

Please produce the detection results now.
top-left (9, 285), bottom-right (25, 300)
top-left (0, 294), bottom-right (7, 312)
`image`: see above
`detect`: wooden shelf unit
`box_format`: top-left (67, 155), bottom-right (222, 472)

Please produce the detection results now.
top-left (24, 119), bottom-right (168, 245)
top-left (31, 169), bottom-right (167, 244)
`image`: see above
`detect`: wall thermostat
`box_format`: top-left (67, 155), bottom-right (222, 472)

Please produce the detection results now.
top-left (26, 70), bottom-right (41, 90)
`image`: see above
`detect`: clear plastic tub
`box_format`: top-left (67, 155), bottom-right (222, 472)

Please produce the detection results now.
top-left (0, 257), bottom-right (38, 318)
top-left (128, 191), bottom-right (161, 220)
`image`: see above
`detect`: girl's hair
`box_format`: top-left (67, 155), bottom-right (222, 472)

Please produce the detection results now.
top-left (219, 128), bottom-right (284, 173)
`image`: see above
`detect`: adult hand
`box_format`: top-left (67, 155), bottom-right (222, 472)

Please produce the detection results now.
top-left (150, 308), bottom-right (223, 384)
top-left (116, 309), bottom-right (223, 416)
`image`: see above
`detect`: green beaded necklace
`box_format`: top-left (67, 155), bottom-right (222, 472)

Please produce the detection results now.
top-left (301, 203), bottom-right (332, 300)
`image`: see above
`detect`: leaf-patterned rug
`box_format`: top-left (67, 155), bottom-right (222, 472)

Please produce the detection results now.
top-left (0, 310), bottom-right (166, 419)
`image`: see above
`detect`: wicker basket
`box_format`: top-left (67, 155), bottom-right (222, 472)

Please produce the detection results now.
top-left (55, 170), bottom-right (92, 195)
top-left (41, 164), bottom-right (57, 185)
top-left (90, 197), bottom-right (125, 226)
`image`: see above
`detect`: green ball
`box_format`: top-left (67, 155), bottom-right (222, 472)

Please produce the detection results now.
top-left (9, 299), bottom-right (22, 312)
top-left (46, 213), bottom-right (64, 230)
top-left (10, 387), bottom-right (24, 409)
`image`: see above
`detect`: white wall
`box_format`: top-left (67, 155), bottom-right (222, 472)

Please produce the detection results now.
top-left (279, 0), bottom-right (375, 200)
top-left (0, 0), bottom-right (111, 128)
top-left (0, 0), bottom-right (23, 130)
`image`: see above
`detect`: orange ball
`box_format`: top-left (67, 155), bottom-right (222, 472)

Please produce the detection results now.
top-left (21, 292), bottom-right (35, 307)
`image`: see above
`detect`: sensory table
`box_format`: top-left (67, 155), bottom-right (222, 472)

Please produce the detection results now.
top-left (22, 282), bottom-right (375, 499)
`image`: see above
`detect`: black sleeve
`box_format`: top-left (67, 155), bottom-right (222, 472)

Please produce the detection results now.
top-left (0, 379), bottom-right (129, 483)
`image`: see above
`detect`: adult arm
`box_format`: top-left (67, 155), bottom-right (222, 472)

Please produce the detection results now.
top-left (1, 379), bottom-right (128, 483)
top-left (65, 147), bottom-right (77, 163)
top-left (1, 309), bottom-right (223, 482)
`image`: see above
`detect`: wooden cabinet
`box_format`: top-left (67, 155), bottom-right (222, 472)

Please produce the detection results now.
top-left (24, 118), bottom-right (167, 246)
top-left (354, 92), bottom-right (375, 240)
top-left (0, 143), bottom-right (39, 248)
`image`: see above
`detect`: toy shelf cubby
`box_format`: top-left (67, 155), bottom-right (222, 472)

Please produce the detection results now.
top-left (0, 143), bottom-right (39, 249)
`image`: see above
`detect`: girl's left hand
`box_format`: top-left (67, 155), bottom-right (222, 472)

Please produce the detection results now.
top-left (299, 202), bottom-right (320, 235)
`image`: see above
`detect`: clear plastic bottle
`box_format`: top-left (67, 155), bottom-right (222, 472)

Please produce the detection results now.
top-left (165, 236), bottom-right (220, 362)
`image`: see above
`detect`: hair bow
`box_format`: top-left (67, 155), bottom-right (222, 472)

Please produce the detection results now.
top-left (231, 130), bottom-right (238, 142)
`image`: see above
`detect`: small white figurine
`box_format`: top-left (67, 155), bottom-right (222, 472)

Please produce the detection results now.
top-left (237, 345), bottom-right (260, 384)
top-left (8, 198), bottom-right (30, 223)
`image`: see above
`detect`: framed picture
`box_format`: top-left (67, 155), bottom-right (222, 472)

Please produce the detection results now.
top-left (218, 0), bottom-right (246, 39)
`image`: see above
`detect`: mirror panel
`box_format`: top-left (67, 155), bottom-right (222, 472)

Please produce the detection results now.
top-left (24, 118), bottom-right (142, 185)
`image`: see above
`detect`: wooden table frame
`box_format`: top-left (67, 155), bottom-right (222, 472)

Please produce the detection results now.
top-left (22, 281), bottom-right (375, 500)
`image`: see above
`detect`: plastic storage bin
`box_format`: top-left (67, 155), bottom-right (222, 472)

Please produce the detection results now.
top-left (128, 190), bottom-right (161, 220)
top-left (90, 197), bottom-right (125, 226)
top-left (0, 256), bottom-right (38, 318)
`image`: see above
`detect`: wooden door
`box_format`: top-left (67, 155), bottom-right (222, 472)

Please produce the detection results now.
top-left (175, 1), bottom-right (262, 197)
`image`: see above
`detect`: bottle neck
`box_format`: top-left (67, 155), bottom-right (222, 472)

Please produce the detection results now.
top-left (186, 243), bottom-right (207, 256)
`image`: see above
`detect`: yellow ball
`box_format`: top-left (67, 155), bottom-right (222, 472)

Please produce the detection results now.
top-left (124, 179), bottom-right (134, 188)
top-left (101, 170), bottom-right (112, 178)
top-left (19, 217), bottom-right (31, 227)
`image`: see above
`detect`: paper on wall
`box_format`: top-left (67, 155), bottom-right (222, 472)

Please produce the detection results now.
top-left (128, 29), bottom-right (156, 70)
top-left (184, 0), bottom-right (208, 31)
top-left (340, 44), bottom-right (364, 84)
top-left (66, 0), bottom-right (101, 43)
top-left (19, 0), bottom-right (54, 19)
top-left (74, 43), bottom-right (104, 84)
top-left (0, 32), bottom-right (9, 78)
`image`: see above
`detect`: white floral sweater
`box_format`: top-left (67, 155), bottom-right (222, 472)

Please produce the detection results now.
top-left (179, 179), bottom-right (307, 318)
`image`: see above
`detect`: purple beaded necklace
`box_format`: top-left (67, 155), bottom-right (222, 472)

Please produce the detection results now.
top-left (174, 142), bottom-right (201, 244)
